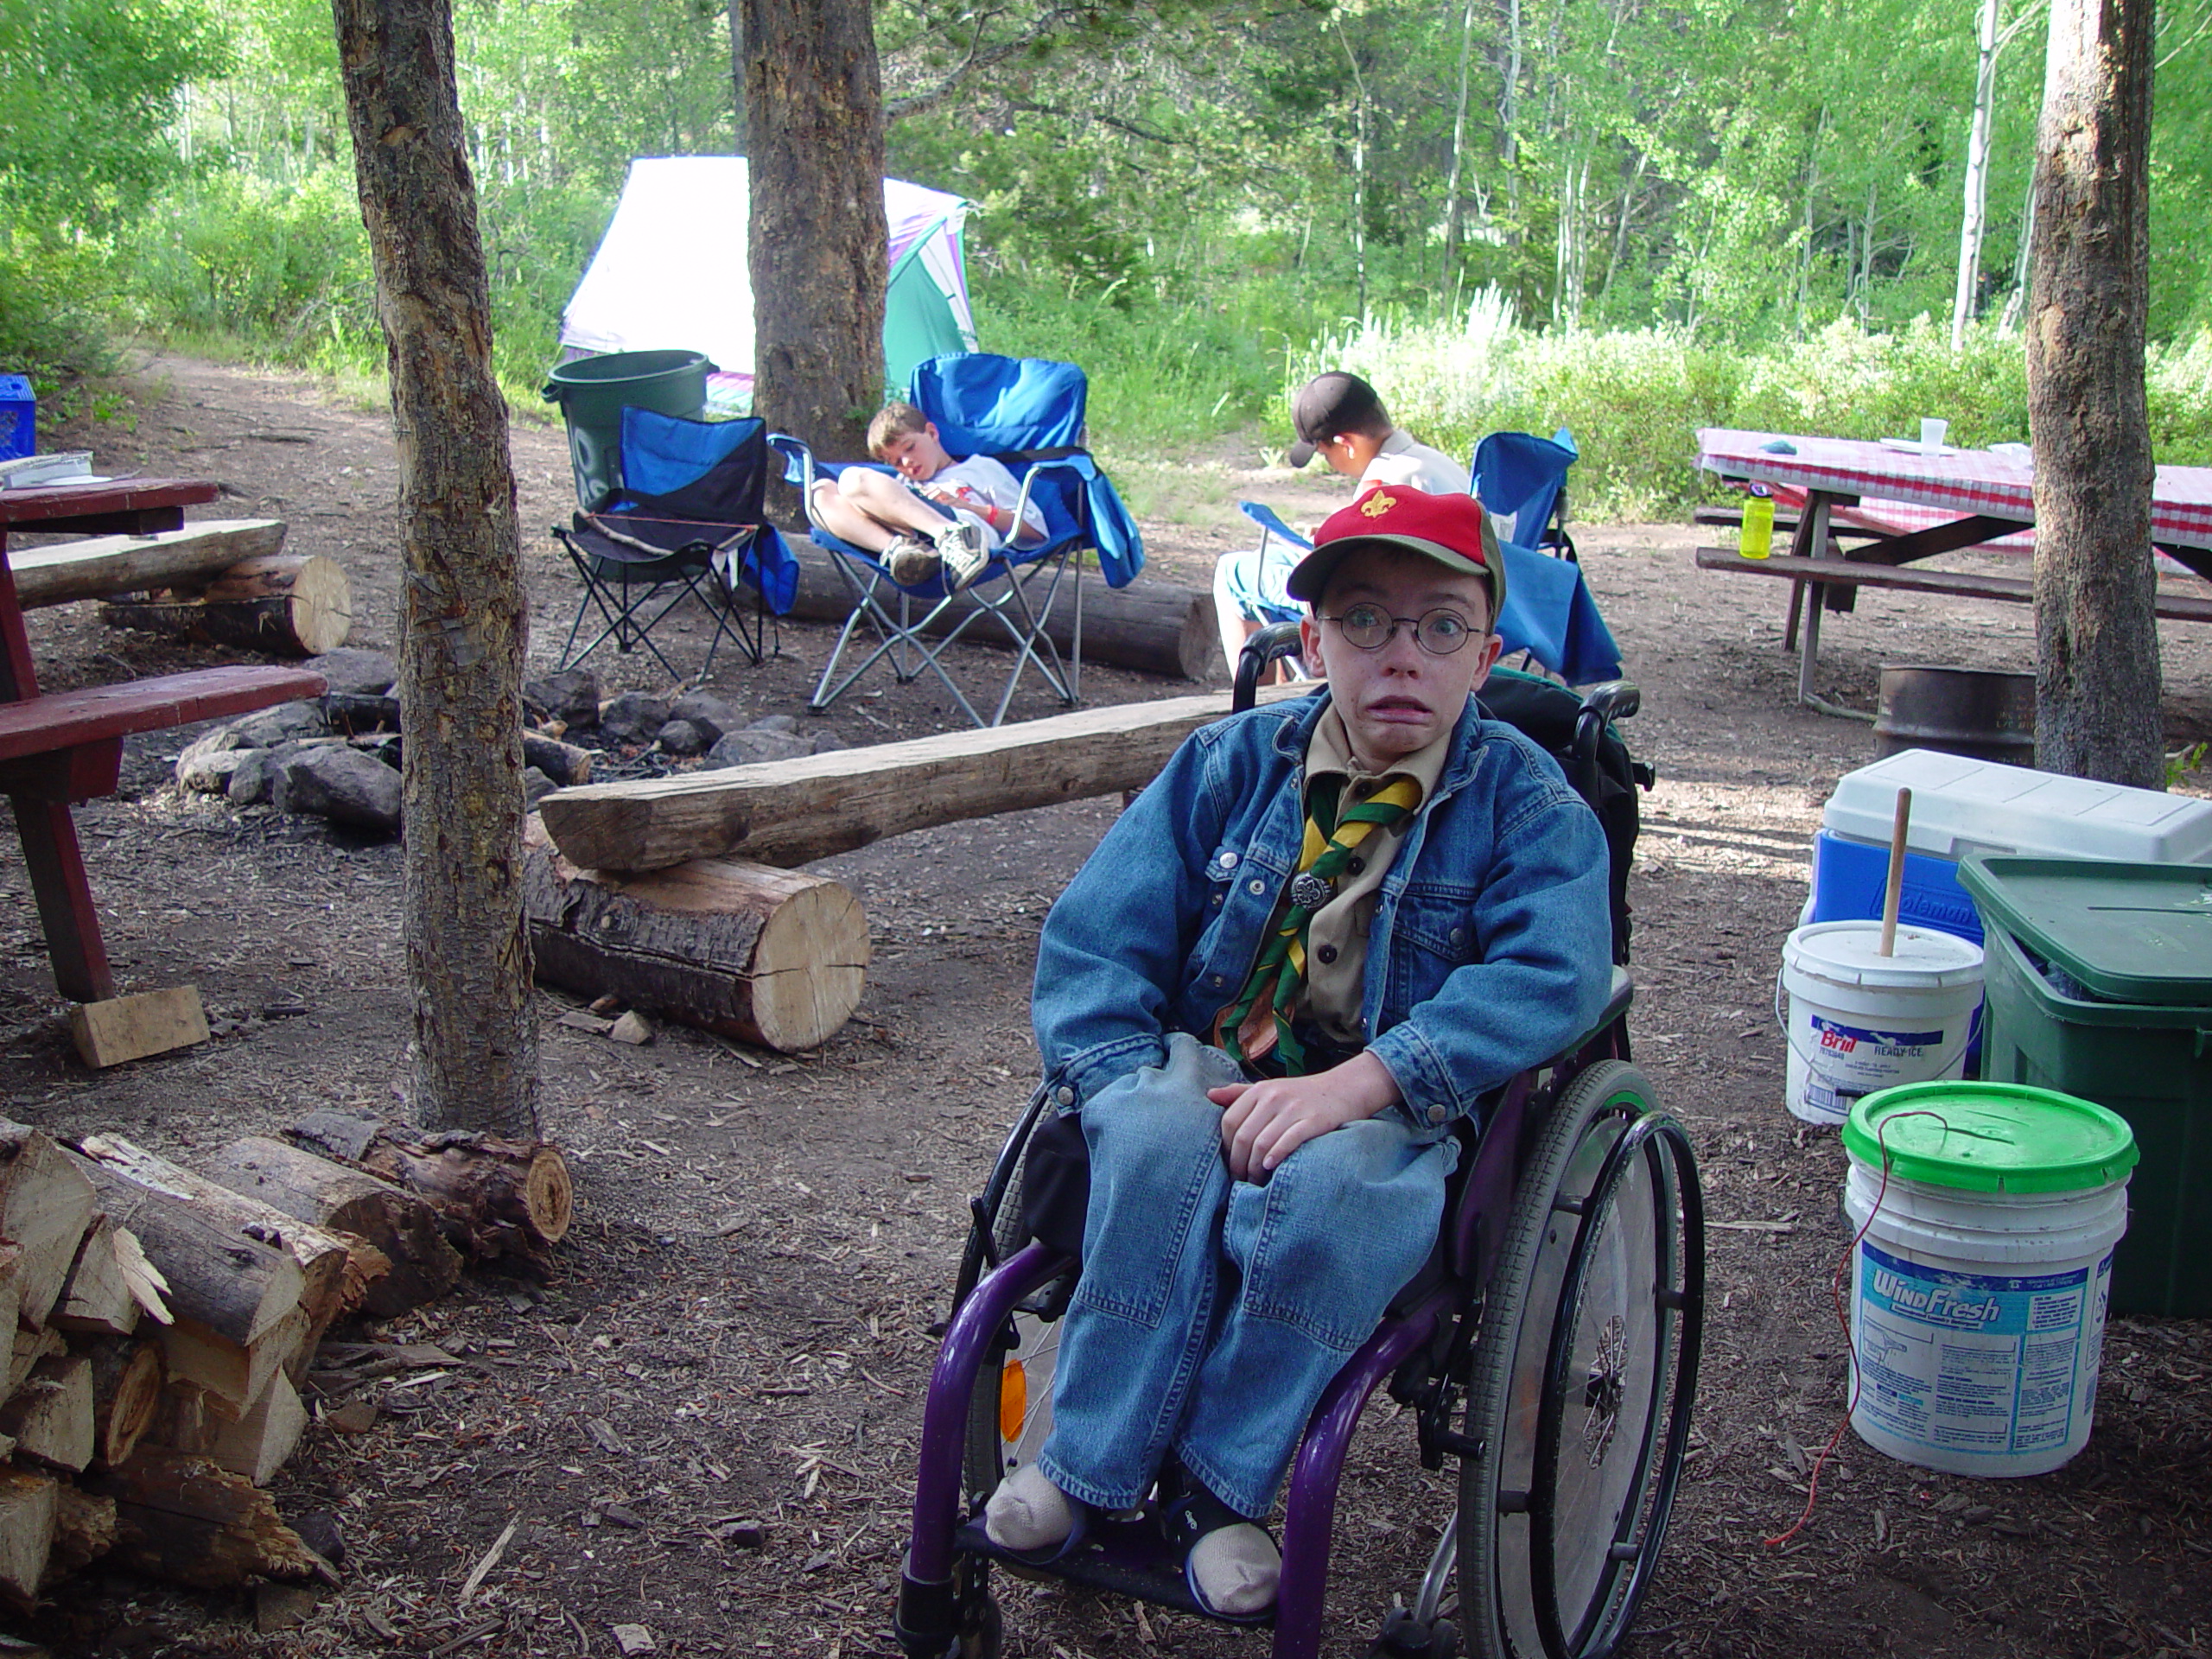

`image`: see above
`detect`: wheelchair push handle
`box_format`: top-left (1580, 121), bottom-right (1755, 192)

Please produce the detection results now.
top-left (1232, 620), bottom-right (1306, 713)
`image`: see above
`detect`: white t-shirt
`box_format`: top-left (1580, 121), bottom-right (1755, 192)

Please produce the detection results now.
top-left (1360, 430), bottom-right (1471, 496)
top-left (912, 454), bottom-right (1043, 550)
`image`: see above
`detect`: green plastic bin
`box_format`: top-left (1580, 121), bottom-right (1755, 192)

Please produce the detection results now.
top-left (1959, 855), bottom-right (2212, 1318)
top-left (543, 349), bottom-right (713, 509)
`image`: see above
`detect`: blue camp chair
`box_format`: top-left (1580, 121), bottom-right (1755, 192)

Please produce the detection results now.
top-left (549, 408), bottom-right (798, 683)
top-left (1472, 427), bottom-right (1580, 562)
top-left (773, 353), bottom-right (1144, 728)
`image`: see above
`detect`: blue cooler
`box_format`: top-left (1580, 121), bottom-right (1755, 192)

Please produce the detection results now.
top-left (0, 375), bottom-right (31, 461)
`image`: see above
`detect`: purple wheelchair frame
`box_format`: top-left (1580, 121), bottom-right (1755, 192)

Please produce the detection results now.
top-left (895, 1011), bottom-right (1628, 1659)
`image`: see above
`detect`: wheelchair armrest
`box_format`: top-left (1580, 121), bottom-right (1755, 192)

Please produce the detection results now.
top-left (1233, 620), bottom-right (1306, 713)
top-left (1579, 680), bottom-right (1638, 724)
top-left (1569, 680), bottom-right (1638, 811)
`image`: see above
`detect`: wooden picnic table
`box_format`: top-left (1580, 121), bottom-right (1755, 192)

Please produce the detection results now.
top-left (1693, 429), bottom-right (2212, 704)
top-left (0, 479), bottom-right (325, 1063)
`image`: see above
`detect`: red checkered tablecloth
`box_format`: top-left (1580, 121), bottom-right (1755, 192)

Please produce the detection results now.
top-left (1695, 429), bottom-right (2212, 553)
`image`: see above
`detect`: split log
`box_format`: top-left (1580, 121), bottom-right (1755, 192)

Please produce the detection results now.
top-left (0, 1469), bottom-right (57, 1610)
top-left (8, 519), bottom-right (287, 609)
top-left (88, 1450), bottom-right (327, 1588)
top-left (1, 1357), bottom-right (93, 1472)
top-left (83, 1338), bottom-right (164, 1469)
top-left (206, 1373), bottom-right (308, 1487)
top-left (523, 824), bottom-right (868, 1052)
top-left (287, 1114), bottom-right (572, 1266)
top-left (99, 552), bottom-right (352, 658)
top-left (45, 1488), bottom-right (116, 1586)
top-left (148, 1382), bottom-right (212, 1456)
top-left (53, 1217), bottom-right (141, 1337)
top-left (783, 542), bottom-right (1217, 681)
top-left (0, 1244), bottom-right (20, 1355)
top-left (8, 1329), bottom-right (63, 1397)
top-left (201, 1138), bottom-right (461, 1318)
top-left (0, 1122), bottom-right (100, 1328)
top-left (538, 681), bottom-right (1308, 872)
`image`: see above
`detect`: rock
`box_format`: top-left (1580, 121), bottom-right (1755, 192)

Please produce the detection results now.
top-left (290, 1511), bottom-right (346, 1565)
top-left (175, 728), bottom-right (249, 792)
top-left (749, 713), bottom-right (802, 735)
top-left (524, 669), bottom-right (601, 728)
top-left (597, 691), bottom-right (671, 746)
top-left (667, 690), bottom-right (740, 745)
top-left (321, 691), bottom-right (403, 734)
top-left (805, 729), bottom-right (848, 755)
top-left (226, 747), bottom-right (283, 805)
top-left (656, 719), bottom-right (709, 756)
top-left (522, 766), bottom-right (557, 808)
top-left (608, 1011), bottom-right (654, 1046)
top-left (230, 699), bottom-right (331, 748)
top-left (307, 647), bottom-right (397, 696)
top-left (704, 727), bottom-right (810, 769)
top-left (273, 746), bottom-right (403, 832)
top-left (610, 1626), bottom-right (654, 1658)
top-left (254, 1584), bottom-right (321, 1635)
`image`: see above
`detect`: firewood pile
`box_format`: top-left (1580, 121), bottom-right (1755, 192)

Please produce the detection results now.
top-left (0, 1115), bottom-right (572, 1605)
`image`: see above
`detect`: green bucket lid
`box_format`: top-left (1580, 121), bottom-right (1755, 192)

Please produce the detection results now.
top-left (1957, 855), bottom-right (2212, 1006)
top-left (1843, 1082), bottom-right (2139, 1193)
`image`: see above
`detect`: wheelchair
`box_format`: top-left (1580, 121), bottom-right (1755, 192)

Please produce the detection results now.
top-left (895, 625), bottom-right (1704, 1659)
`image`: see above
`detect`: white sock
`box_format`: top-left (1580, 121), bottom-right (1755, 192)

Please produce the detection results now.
top-left (1188, 1522), bottom-right (1280, 1615)
top-left (982, 1465), bottom-right (1074, 1553)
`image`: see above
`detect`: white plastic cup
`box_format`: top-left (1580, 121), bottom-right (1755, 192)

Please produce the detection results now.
top-left (1920, 417), bottom-right (1949, 455)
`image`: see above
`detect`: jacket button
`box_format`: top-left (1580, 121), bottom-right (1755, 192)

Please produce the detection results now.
top-left (1427, 1104), bottom-right (1447, 1124)
top-left (1055, 1087), bottom-right (1076, 1106)
top-left (1448, 927), bottom-right (1465, 946)
top-left (1210, 974), bottom-right (1225, 987)
top-left (1219, 850), bottom-right (1240, 870)
top-left (1348, 856), bottom-right (1365, 874)
top-left (1249, 879), bottom-right (1266, 896)
top-left (1317, 944), bottom-right (1338, 964)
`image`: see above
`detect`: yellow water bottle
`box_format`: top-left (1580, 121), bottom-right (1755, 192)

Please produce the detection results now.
top-left (1740, 492), bottom-right (1774, 559)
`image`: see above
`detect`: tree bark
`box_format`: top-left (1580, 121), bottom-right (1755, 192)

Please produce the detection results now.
top-left (2027, 0), bottom-right (2160, 785)
top-left (738, 0), bottom-right (886, 461)
top-left (333, 0), bottom-right (539, 1135)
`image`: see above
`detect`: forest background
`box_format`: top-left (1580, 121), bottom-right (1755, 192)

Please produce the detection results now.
top-left (4, 0), bottom-right (2212, 519)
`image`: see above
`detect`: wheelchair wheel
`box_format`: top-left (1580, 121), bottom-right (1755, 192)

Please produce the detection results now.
top-left (1458, 1060), bottom-right (1703, 1659)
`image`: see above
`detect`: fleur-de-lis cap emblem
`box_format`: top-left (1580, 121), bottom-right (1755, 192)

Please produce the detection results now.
top-left (1360, 490), bottom-right (1397, 518)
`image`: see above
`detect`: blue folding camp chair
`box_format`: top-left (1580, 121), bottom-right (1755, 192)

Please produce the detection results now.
top-left (550, 408), bottom-right (798, 683)
top-left (773, 353), bottom-right (1144, 729)
top-left (1472, 428), bottom-right (1580, 563)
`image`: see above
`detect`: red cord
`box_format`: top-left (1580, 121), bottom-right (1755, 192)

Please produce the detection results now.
top-left (1763, 1109), bottom-right (1948, 1548)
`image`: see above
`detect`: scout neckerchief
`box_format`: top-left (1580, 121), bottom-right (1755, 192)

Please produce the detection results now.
top-left (1217, 772), bottom-right (1421, 1074)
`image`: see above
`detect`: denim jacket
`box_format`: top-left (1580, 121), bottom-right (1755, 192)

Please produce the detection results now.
top-left (1031, 690), bottom-right (1613, 1129)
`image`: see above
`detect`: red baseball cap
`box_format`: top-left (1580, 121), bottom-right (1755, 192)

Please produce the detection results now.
top-left (1286, 486), bottom-right (1506, 615)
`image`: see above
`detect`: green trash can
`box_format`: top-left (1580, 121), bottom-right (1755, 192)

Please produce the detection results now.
top-left (1958, 854), bottom-right (2212, 1318)
top-left (542, 349), bottom-right (714, 509)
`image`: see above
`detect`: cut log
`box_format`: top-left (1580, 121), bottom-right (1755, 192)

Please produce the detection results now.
top-left (200, 1137), bottom-right (461, 1318)
top-left (207, 1372), bottom-right (308, 1487)
top-left (8, 1328), bottom-right (63, 1397)
top-left (784, 542), bottom-right (1217, 681)
top-left (54, 1217), bottom-right (142, 1338)
top-left (0, 1469), bottom-right (57, 1610)
top-left (98, 553), bottom-right (353, 657)
top-left (0, 1356), bottom-right (94, 1472)
top-left (0, 1122), bottom-right (101, 1329)
top-left (88, 1449), bottom-right (327, 1588)
top-left (523, 826), bottom-right (868, 1052)
top-left (286, 1115), bottom-right (572, 1266)
top-left (45, 1488), bottom-right (116, 1586)
top-left (148, 1382), bottom-right (213, 1456)
top-left (163, 1306), bottom-right (311, 1422)
top-left (68, 984), bottom-right (211, 1069)
top-left (538, 682), bottom-right (1308, 872)
top-left (524, 733), bottom-right (594, 786)
top-left (0, 1243), bottom-right (21, 1356)
top-left (8, 519), bottom-right (287, 609)
top-left (83, 1337), bottom-right (164, 1469)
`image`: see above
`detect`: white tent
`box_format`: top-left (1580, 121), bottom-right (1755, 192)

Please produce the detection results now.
top-left (559, 156), bottom-right (978, 392)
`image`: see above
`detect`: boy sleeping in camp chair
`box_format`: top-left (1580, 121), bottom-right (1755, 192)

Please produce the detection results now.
top-left (989, 487), bottom-right (1613, 1618)
top-left (808, 401), bottom-right (1046, 592)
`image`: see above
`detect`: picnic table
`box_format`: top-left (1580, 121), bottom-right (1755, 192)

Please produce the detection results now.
top-left (1693, 429), bottom-right (2212, 704)
top-left (0, 479), bottom-right (326, 1065)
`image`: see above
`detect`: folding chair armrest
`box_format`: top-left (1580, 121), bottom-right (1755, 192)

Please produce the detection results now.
top-left (1236, 499), bottom-right (1313, 561)
top-left (769, 432), bottom-right (817, 494)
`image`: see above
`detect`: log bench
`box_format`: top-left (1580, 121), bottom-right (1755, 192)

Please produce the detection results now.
top-left (1, 480), bottom-right (328, 1065)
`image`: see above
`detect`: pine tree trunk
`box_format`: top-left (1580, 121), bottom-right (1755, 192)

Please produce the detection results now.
top-left (2026, 0), bottom-right (2160, 787)
top-left (332, 0), bottom-right (540, 1135)
top-left (738, 0), bottom-right (886, 462)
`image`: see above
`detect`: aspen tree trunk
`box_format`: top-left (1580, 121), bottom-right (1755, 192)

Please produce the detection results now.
top-left (2027, 0), bottom-right (2160, 786)
top-left (738, 0), bottom-right (887, 461)
top-left (1440, 0), bottom-right (1482, 290)
top-left (332, 0), bottom-right (540, 1135)
top-left (1953, 0), bottom-right (2005, 350)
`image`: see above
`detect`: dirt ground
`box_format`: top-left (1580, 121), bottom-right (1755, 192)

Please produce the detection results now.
top-left (4, 354), bottom-right (2210, 1659)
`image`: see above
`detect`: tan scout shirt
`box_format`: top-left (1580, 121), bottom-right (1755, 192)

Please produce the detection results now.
top-left (1297, 706), bottom-right (1455, 1046)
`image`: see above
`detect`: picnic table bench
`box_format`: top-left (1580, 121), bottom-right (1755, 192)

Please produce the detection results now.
top-left (2, 479), bottom-right (327, 1065)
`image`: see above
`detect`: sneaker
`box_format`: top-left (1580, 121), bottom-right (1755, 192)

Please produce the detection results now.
top-left (934, 520), bottom-right (988, 592)
top-left (883, 536), bottom-right (941, 588)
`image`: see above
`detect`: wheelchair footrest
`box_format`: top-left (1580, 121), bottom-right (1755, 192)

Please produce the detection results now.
top-left (952, 1518), bottom-right (1274, 1628)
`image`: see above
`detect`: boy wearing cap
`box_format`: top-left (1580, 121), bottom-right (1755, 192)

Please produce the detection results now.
top-left (1215, 372), bottom-right (1471, 676)
top-left (992, 488), bottom-right (1612, 1618)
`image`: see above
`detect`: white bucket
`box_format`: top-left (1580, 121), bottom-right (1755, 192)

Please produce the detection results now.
top-left (1841, 1082), bottom-right (2136, 1478)
top-left (1779, 921), bottom-right (1984, 1125)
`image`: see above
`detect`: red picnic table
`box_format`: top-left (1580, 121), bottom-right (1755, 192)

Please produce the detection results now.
top-left (0, 479), bottom-right (326, 1064)
top-left (1694, 429), bottom-right (2212, 704)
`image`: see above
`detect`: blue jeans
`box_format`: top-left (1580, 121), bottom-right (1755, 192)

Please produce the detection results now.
top-left (1036, 1033), bottom-right (1453, 1519)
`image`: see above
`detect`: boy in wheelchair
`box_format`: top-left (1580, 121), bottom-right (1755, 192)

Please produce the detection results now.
top-left (987, 487), bottom-right (1614, 1618)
